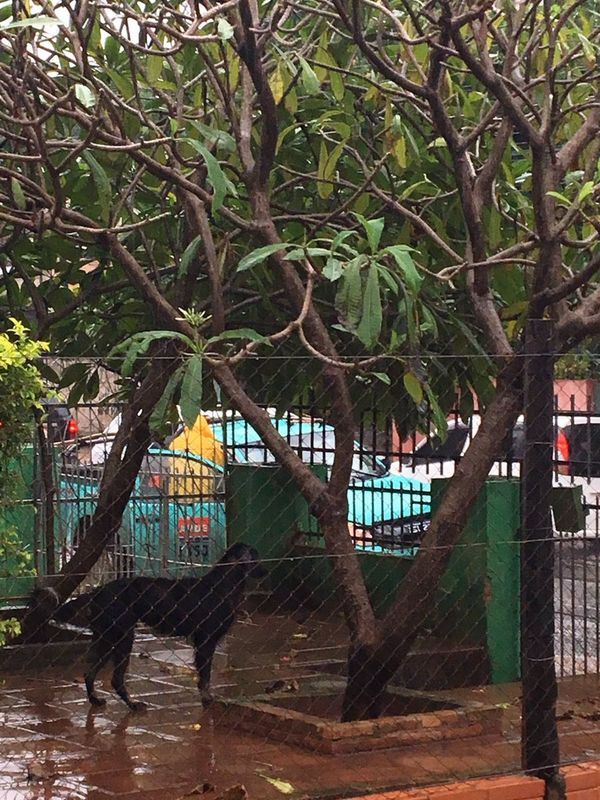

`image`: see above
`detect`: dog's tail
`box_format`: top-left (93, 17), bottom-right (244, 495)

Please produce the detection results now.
top-left (30, 585), bottom-right (98, 627)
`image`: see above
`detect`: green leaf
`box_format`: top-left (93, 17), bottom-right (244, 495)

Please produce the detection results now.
top-left (385, 246), bottom-right (422, 294)
top-left (237, 243), bottom-right (293, 272)
top-left (546, 190), bottom-right (571, 205)
top-left (83, 369), bottom-right (100, 402)
top-left (425, 386), bottom-right (448, 440)
top-left (377, 264), bottom-right (400, 295)
top-left (298, 56), bottom-right (320, 94)
top-left (74, 84), bottom-right (95, 108)
top-left (146, 55), bottom-right (163, 84)
top-left (150, 365), bottom-right (185, 431)
top-left (372, 371), bottom-right (391, 385)
top-left (338, 256), bottom-right (365, 328)
top-left (37, 362), bottom-right (61, 385)
top-left (82, 152), bottom-right (111, 224)
top-left (104, 36), bottom-right (121, 67)
top-left (323, 258), bottom-right (343, 281)
top-left (331, 230), bottom-right (355, 253)
top-left (113, 331), bottom-right (193, 377)
top-left (578, 33), bottom-right (595, 65)
top-left (189, 121), bottom-right (236, 153)
top-left (10, 178), bottom-right (26, 211)
top-left (393, 136), bottom-right (406, 169)
top-left (180, 353), bottom-right (203, 428)
top-left (207, 328), bottom-right (271, 345)
top-left (329, 67), bottom-right (345, 102)
top-left (261, 776), bottom-right (294, 795)
top-left (217, 18), bottom-right (234, 41)
top-left (270, 62), bottom-right (286, 105)
top-left (58, 362), bottom-right (89, 389)
top-left (356, 263), bottom-right (382, 349)
top-left (286, 247), bottom-right (331, 260)
top-left (578, 181), bottom-right (594, 202)
top-left (316, 141), bottom-right (345, 200)
top-left (284, 87), bottom-right (298, 114)
top-left (1, 14), bottom-right (58, 30)
top-left (354, 214), bottom-right (385, 254)
top-left (179, 235), bottom-right (202, 277)
top-left (184, 139), bottom-right (237, 214)
top-left (403, 372), bottom-right (423, 404)
top-left (106, 68), bottom-right (134, 99)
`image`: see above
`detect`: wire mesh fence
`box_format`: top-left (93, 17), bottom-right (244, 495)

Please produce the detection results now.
top-left (1, 352), bottom-right (600, 797)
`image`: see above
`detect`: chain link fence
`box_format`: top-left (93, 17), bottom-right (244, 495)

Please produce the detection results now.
top-left (0, 352), bottom-right (600, 797)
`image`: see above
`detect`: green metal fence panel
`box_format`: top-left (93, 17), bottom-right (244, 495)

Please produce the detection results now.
top-left (0, 446), bottom-right (38, 607)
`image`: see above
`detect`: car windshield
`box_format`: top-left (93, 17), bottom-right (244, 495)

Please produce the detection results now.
top-left (237, 430), bottom-right (386, 478)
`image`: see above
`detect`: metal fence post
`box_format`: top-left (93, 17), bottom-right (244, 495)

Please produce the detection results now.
top-left (159, 476), bottom-right (170, 576)
top-left (521, 318), bottom-right (563, 797)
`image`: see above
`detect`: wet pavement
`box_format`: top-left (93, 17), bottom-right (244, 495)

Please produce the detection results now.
top-left (2, 609), bottom-right (600, 799)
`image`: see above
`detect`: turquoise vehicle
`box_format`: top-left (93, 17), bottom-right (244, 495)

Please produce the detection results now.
top-left (56, 415), bottom-right (430, 577)
top-left (210, 416), bottom-right (431, 550)
top-left (56, 450), bottom-right (226, 578)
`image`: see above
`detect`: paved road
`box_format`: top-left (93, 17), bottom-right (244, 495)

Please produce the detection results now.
top-left (555, 539), bottom-right (600, 676)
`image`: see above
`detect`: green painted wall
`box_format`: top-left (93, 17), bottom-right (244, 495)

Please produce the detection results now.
top-left (431, 479), bottom-right (521, 683)
top-left (0, 446), bottom-right (38, 606)
top-left (227, 465), bottom-right (521, 683)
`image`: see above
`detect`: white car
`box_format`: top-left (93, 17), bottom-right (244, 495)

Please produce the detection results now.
top-left (396, 414), bottom-right (600, 536)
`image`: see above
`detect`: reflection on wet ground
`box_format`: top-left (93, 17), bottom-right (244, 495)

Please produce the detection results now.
top-left (2, 608), bottom-right (600, 799)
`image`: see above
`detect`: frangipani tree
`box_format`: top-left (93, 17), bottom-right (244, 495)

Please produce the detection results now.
top-left (0, 0), bottom-right (598, 720)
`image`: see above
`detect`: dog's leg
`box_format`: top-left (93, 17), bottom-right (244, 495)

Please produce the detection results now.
top-left (193, 638), bottom-right (219, 708)
top-left (85, 634), bottom-right (114, 707)
top-left (110, 629), bottom-right (146, 712)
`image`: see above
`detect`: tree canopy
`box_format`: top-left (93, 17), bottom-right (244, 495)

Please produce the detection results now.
top-left (1, 0), bottom-right (597, 430)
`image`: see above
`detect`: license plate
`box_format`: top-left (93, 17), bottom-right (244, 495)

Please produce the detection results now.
top-left (177, 516), bottom-right (211, 539)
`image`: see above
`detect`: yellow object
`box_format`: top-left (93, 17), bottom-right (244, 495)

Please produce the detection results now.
top-left (168, 415), bottom-right (224, 498)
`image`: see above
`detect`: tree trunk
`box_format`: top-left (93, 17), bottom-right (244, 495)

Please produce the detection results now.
top-left (20, 355), bottom-right (178, 642)
top-left (342, 643), bottom-right (396, 721)
top-left (341, 358), bottom-right (524, 720)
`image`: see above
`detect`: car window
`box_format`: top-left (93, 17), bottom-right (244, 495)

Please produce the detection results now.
top-left (563, 423), bottom-right (600, 478)
top-left (236, 431), bottom-right (385, 477)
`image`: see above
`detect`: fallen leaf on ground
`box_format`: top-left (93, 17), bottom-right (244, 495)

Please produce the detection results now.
top-left (261, 776), bottom-right (295, 794)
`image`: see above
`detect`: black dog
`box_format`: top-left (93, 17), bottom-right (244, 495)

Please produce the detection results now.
top-left (48, 542), bottom-right (266, 711)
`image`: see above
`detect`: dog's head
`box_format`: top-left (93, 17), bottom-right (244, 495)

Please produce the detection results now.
top-left (222, 542), bottom-right (268, 579)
